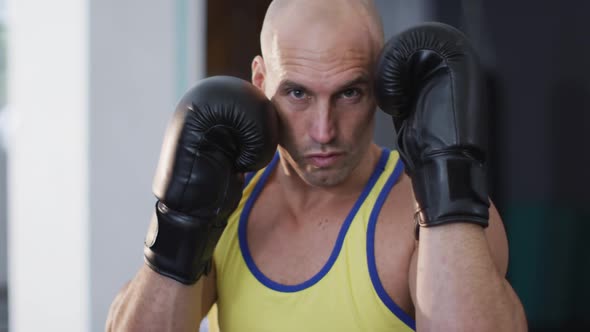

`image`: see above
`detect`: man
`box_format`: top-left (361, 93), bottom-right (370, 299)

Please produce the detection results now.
top-left (106, 0), bottom-right (527, 331)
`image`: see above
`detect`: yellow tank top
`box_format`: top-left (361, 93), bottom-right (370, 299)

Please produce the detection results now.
top-left (212, 148), bottom-right (415, 331)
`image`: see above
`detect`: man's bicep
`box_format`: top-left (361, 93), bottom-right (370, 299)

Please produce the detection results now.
top-left (408, 246), bottom-right (418, 311)
top-left (485, 200), bottom-right (509, 277)
top-left (200, 260), bottom-right (218, 319)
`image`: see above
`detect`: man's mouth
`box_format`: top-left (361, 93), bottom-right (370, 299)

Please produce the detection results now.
top-left (305, 152), bottom-right (343, 168)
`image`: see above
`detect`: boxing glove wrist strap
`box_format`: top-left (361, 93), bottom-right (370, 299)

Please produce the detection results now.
top-left (143, 201), bottom-right (226, 285)
top-left (412, 152), bottom-right (490, 235)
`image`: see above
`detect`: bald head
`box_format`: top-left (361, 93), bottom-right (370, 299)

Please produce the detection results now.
top-left (251, 1), bottom-right (384, 187)
top-left (260, 0), bottom-right (384, 64)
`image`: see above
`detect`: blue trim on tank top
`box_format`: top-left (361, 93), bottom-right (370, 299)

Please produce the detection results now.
top-left (243, 151), bottom-right (279, 188)
top-left (238, 148), bottom-right (390, 293)
top-left (366, 159), bottom-right (416, 330)
top-left (243, 171), bottom-right (256, 188)
top-left (242, 151), bottom-right (279, 189)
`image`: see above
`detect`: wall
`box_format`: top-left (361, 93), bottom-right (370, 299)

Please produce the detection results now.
top-left (373, 0), bottom-right (431, 148)
top-left (6, 0), bottom-right (206, 331)
top-left (89, 0), bottom-right (205, 330)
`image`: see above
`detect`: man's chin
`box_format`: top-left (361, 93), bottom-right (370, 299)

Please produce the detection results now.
top-left (302, 167), bottom-right (349, 187)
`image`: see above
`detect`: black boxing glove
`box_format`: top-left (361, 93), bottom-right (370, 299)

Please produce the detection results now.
top-left (375, 22), bottom-right (490, 232)
top-left (144, 76), bottom-right (278, 284)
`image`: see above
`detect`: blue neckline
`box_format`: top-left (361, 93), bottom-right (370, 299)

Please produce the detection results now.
top-left (366, 159), bottom-right (416, 330)
top-left (238, 148), bottom-right (390, 293)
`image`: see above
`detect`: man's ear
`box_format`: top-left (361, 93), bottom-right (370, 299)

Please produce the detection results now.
top-left (251, 55), bottom-right (266, 91)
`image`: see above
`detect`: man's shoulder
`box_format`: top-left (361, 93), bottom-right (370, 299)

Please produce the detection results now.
top-left (378, 172), bottom-right (415, 229)
top-left (373, 170), bottom-right (416, 257)
top-left (371, 171), bottom-right (417, 317)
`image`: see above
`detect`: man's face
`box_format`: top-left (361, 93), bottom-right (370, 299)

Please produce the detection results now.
top-left (255, 26), bottom-right (377, 187)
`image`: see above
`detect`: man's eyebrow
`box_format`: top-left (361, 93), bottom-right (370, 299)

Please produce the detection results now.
top-left (337, 75), bottom-right (370, 91)
top-left (277, 80), bottom-right (308, 91)
top-left (277, 75), bottom-right (370, 93)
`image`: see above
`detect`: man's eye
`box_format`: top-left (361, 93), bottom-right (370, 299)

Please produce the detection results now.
top-left (341, 88), bottom-right (360, 98)
top-left (289, 89), bottom-right (307, 100)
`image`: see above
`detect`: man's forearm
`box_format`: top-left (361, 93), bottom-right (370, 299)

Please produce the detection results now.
top-left (415, 223), bottom-right (527, 332)
top-left (106, 265), bottom-right (212, 332)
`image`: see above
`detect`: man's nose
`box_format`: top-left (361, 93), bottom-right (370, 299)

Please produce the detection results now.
top-left (309, 99), bottom-right (337, 145)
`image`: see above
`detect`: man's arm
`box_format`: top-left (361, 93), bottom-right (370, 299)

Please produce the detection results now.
top-left (105, 264), bottom-right (216, 331)
top-left (408, 202), bottom-right (528, 331)
top-left (105, 76), bottom-right (278, 331)
top-left (374, 22), bottom-right (527, 331)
